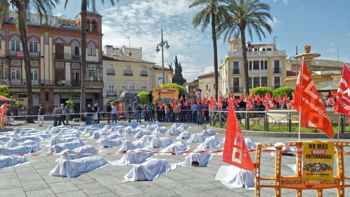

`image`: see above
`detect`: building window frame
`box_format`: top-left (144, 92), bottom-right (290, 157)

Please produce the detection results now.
top-left (10, 38), bottom-right (21, 52)
top-left (233, 61), bottom-right (240, 74)
top-left (29, 39), bottom-right (39, 53)
top-left (274, 60), bottom-right (281, 74)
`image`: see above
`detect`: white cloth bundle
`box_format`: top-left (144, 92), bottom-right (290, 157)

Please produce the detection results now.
top-left (124, 159), bottom-right (173, 181)
top-left (215, 165), bottom-right (255, 189)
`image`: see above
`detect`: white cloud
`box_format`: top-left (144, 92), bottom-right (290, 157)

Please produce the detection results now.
top-left (100, 0), bottom-right (213, 81)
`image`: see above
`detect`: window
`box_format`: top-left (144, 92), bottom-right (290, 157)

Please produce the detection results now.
top-left (249, 61), bottom-right (252, 70)
top-left (274, 76), bottom-right (280, 88)
top-left (55, 62), bottom-right (65, 81)
top-left (264, 60), bottom-right (268, 70)
top-left (55, 43), bottom-right (64, 59)
top-left (87, 64), bottom-right (97, 80)
top-left (31, 68), bottom-right (38, 81)
top-left (29, 39), bottom-right (39, 53)
top-left (107, 85), bottom-right (115, 95)
top-left (123, 66), bottom-right (133, 76)
top-left (87, 42), bottom-right (96, 56)
top-left (253, 77), bottom-right (260, 87)
top-left (106, 68), bottom-right (115, 76)
top-left (140, 69), bottom-right (148, 77)
top-left (261, 77), bottom-right (268, 87)
top-left (74, 46), bottom-right (80, 57)
top-left (253, 61), bottom-right (259, 70)
top-left (274, 60), bottom-right (280, 73)
top-left (10, 38), bottom-right (20, 52)
top-left (10, 68), bottom-right (20, 81)
top-left (233, 78), bottom-right (240, 92)
top-left (248, 77), bottom-right (252, 88)
top-left (233, 61), bottom-right (240, 74)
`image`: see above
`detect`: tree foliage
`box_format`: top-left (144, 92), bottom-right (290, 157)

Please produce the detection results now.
top-left (251, 87), bottom-right (272, 96)
top-left (0, 85), bottom-right (9, 98)
top-left (172, 56), bottom-right (186, 85)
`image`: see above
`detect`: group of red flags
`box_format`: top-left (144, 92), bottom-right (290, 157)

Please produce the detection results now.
top-left (223, 61), bottom-right (350, 171)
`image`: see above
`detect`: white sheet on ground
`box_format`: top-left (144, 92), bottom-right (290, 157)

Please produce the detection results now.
top-left (50, 155), bottom-right (107, 178)
top-left (179, 152), bottom-right (211, 167)
top-left (110, 149), bottom-right (153, 166)
top-left (160, 141), bottom-right (187, 155)
top-left (215, 165), bottom-right (255, 189)
top-left (193, 136), bottom-right (222, 153)
top-left (0, 155), bottom-right (27, 168)
top-left (124, 159), bottom-right (173, 181)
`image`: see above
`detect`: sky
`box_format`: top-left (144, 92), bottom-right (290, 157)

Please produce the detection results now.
top-left (54, 0), bottom-right (350, 81)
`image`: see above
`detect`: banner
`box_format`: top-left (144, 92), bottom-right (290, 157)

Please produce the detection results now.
top-left (302, 141), bottom-right (334, 182)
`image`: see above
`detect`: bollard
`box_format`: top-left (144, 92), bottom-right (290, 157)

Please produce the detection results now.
top-left (245, 111), bottom-right (250, 130)
top-left (288, 112), bottom-right (292, 133)
top-left (219, 112), bottom-right (223, 128)
top-left (264, 112), bottom-right (269, 131)
top-left (340, 115), bottom-right (345, 134)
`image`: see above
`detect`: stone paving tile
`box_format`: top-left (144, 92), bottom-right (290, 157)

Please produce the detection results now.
top-left (111, 183), bottom-right (143, 197)
top-left (21, 179), bottom-right (50, 192)
top-left (76, 182), bottom-right (114, 196)
top-left (25, 189), bottom-right (56, 197)
top-left (0, 188), bottom-right (26, 197)
top-left (56, 191), bottom-right (88, 197)
top-left (50, 182), bottom-right (80, 194)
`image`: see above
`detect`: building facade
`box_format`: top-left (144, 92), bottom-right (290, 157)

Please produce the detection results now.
top-left (198, 72), bottom-right (215, 98)
top-left (0, 11), bottom-right (103, 112)
top-left (220, 39), bottom-right (288, 96)
top-left (102, 45), bottom-right (173, 105)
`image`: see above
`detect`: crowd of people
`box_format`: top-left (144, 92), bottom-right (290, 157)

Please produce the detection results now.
top-left (101, 94), bottom-right (293, 125)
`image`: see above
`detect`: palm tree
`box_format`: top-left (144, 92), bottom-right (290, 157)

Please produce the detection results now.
top-left (190, 0), bottom-right (227, 100)
top-left (64, 0), bottom-right (116, 114)
top-left (218, 0), bottom-right (273, 96)
top-left (0, 0), bottom-right (58, 122)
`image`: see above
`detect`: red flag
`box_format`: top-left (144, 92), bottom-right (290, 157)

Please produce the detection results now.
top-left (223, 107), bottom-right (255, 171)
top-left (209, 96), bottom-right (216, 111)
top-left (334, 64), bottom-right (350, 116)
top-left (292, 63), bottom-right (334, 138)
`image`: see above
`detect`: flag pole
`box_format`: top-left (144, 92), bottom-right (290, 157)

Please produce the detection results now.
top-left (298, 111), bottom-right (301, 140)
top-left (338, 115), bottom-right (340, 139)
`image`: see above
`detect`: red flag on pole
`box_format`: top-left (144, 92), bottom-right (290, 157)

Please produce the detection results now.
top-left (334, 64), bottom-right (350, 116)
top-left (292, 63), bottom-right (334, 138)
top-left (223, 107), bottom-right (255, 171)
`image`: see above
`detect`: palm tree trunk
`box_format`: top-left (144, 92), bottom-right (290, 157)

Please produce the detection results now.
top-left (240, 28), bottom-right (249, 96)
top-left (211, 12), bottom-right (219, 100)
top-left (16, 1), bottom-right (34, 123)
top-left (80, 0), bottom-right (87, 114)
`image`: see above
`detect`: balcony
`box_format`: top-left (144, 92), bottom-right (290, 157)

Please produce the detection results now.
top-left (232, 87), bottom-right (244, 93)
top-left (29, 51), bottom-right (40, 57)
top-left (8, 51), bottom-right (23, 58)
top-left (54, 53), bottom-right (72, 60)
top-left (106, 91), bottom-right (117, 96)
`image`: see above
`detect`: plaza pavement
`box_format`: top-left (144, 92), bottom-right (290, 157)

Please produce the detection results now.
top-left (0, 122), bottom-right (349, 197)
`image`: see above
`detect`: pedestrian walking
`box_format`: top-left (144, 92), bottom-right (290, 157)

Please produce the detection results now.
top-left (38, 105), bottom-right (45, 127)
top-left (111, 103), bottom-right (118, 124)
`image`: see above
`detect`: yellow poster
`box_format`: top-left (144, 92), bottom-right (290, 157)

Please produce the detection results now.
top-left (302, 141), bottom-right (334, 182)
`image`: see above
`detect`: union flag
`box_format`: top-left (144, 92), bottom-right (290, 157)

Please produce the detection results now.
top-left (334, 64), bottom-right (350, 116)
top-left (292, 63), bottom-right (334, 138)
top-left (223, 107), bottom-right (255, 171)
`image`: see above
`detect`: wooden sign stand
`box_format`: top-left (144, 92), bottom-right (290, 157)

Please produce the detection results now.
top-left (255, 141), bottom-right (350, 197)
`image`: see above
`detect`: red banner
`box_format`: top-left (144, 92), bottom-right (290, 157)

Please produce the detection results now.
top-left (223, 108), bottom-right (255, 171)
top-left (292, 63), bottom-right (334, 138)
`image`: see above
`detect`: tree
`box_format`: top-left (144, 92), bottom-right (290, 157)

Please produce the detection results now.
top-left (64, 0), bottom-right (116, 113)
top-left (218, 0), bottom-right (273, 96)
top-left (190, 0), bottom-right (227, 100)
top-left (172, 56), bottom-right (186, 85)
top-left (0, 0), bottom-right (59, 122)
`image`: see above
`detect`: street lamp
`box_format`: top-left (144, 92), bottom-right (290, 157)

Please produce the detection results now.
top-left (156, 27), bottom-right (170, 84)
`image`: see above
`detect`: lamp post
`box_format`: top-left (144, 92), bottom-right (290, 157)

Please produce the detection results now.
top-left (156, 27), bottom-right (170, 84)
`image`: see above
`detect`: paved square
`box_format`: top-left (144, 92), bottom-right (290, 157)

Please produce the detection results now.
top-left (0, 124), bottom-right (349, 197)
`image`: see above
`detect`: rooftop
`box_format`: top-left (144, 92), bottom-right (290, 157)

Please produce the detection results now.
top-left (103, 55), bottom-right (155, 65)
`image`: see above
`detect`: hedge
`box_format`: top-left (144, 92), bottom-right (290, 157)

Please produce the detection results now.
top-left (251, 87), bottom-right (273, 96)
top-left (137, 91), bottom-right (150, 105)
top-left (272, 86), bottom-right (293, 97)
top-left (160, 83), bottom-right (186, 95)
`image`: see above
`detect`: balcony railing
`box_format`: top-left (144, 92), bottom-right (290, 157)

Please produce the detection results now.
top-left (29, 52), bottom-right (40, 57)
top-left (106, 91), bottom-right (117, 96)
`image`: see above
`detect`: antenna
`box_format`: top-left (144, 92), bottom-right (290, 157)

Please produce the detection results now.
top-left (296, 46), bottom-right (298, 56)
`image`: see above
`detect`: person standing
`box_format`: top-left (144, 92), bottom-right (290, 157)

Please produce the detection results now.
top-left (127, 104), bottom-right (133, 123)
top-left (111, 103), bottom-right (118, 124)
top-left (136, 104), bottom-right (142, 123)
top-left (86, 104), bottom-right (93, 125)
top-left (106, 102), bottom-right (112, 124)
top-left (63, 105), bottom-right (70, 125)
top-left (38, 105), bottom-right (45, 127)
